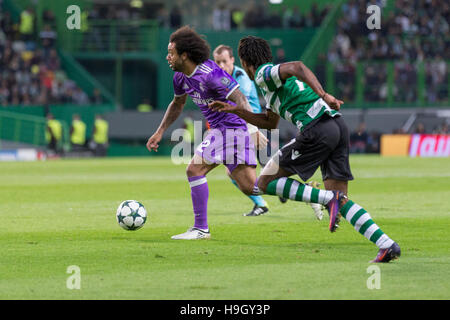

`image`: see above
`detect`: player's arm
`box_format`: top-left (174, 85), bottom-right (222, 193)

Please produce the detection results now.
top-left (209, 89), bottom-right (280, 130)
top-left (226, 86), bottom-right (268, 149)
top-left (146, 94), bottom-right (187, 152)
top-left (279, 61), bottom-right (344, 110)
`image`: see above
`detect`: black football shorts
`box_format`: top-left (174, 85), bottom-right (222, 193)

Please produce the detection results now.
top-left (278, 114), bottom-right (354, 182)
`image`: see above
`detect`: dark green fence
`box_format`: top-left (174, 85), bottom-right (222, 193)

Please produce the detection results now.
top-left (0, 105), bottom-right (113, 146)
top-left (0, 110), bottom-right (68, 148)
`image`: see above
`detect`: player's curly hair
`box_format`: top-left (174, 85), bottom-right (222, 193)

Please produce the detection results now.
top-left (238, 36), bottom-right (273, 69)
top-left (169, 26), bottom-right (210, 64)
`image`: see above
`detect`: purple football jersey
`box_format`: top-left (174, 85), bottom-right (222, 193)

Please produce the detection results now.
top-left (173, 59), bottom-right (247, 129)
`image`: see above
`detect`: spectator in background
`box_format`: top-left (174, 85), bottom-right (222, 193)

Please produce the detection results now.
top-left (40, 65), bottom-right (54, 102)
top-left (73, 87), bottom-right (90, 105)
top-left (19, 7), bottom-right (35, 43)
top-left (230, 6), bottom-right (245, 30)
top-left (414, 122), bottom-right (426, 134)
top-left (392, 127), bottom-right (406, 134)
top-left (434, 122), bottom-right (448, 134)
top-left (39, 24), bottom-right (57, 57)
top-left (267, 8), bottom-right (282, 28)
top-left (244, 2), bottom-right (264, 28)
top-left (70, 114), bottom-right (87, 151)
top-left (0, 79), bottom-right (9, 105)
top-left (1, 12), bottom-right (15, 41)
top-left (45, 48), bottom-right (60, 71)
top-left (289, 6), bottom-right (304, 29)
top-left (10, 85), bottom-right (20, 105)
top-left (42, 9), bottom-right (56, 27)
top-left (350, 122), bottom-right (369, 153)
top-left (90, 114), bottom-right (109, 157)
top-left (426, 55), bottom-right (448, 103)
top-left (46, 113), bottom-right (62, 155)
top-left (281, 5), bottom-right (292, 29)
top-left (366, 131), bottom-right (381, 153)
top-left (92, 88), bottom-right (103, 104)
top-left (310, 3), bottom-right (322, 27)
top-left (170, 5), bottom-right (182, 29)
top-left (274, 48), bottom-right (286, 64)
top-left (156, 6), bottom-right (170, 28)
top-left (213, 2), bottom-right (231, 31)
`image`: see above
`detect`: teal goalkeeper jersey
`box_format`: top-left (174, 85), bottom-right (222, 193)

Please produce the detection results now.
top-left (255, 63), bottom-right (340, 131)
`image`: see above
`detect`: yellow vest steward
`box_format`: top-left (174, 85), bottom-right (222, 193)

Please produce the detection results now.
top-left (19, 11), bottom-right (33, 34)
top-left (46, 119), bottom-right (62, 142)
top-left (71, 120), bottom-right (86, 145)
top-left (93, 119), bottom-right (108, 144)
top-left (81, 11), bottom-right (89, 32)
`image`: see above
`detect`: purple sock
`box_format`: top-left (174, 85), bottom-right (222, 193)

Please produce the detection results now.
top-left (188, 175), bottom-right (209, 230)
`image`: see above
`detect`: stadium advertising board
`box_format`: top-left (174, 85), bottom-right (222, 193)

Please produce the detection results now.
top-left (409, 134), bottom-right (450, 157)
top-left (381, 134), bottom-right (450, 157)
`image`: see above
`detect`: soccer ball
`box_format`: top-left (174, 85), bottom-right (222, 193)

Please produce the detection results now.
top-left (116, 200), bottom-right (147, 231)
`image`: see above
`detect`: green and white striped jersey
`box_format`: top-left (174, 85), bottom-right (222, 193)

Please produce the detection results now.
top-left (254, 63), bottom-right (340, 131)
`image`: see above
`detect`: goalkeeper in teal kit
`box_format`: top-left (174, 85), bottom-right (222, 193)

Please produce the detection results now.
top-left (213, 44), bottom-right (325, 219)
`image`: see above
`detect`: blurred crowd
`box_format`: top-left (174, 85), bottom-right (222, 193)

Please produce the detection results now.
top-left (392, 121), bottom-right (449, 135)
top-left (88, 0), bottom-right (329, 31)
top-left (328, 0), bottom-right (449, 103)
top-left (0, 8), bottom-right (100, 106)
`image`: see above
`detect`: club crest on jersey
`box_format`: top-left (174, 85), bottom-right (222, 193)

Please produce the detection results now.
top-left (220, 77), bottom-right (231, 86)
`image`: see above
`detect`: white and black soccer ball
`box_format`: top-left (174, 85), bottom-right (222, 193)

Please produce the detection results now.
top-left (116, 200), bottom-right (147, 231)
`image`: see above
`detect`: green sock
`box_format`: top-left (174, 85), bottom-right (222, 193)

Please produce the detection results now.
top-left (339, 200), bottom-right (394, 249)
top-left (265, 177), bottom-right (333, 205)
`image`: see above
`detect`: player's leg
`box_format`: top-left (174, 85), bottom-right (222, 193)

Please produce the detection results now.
top-left (306, 180), bottom-right (326, 220)
top-left (258, 151), bottom-right (324, 218)
top-left (322, 116), bottom-right (400, 262)
top-left (255, 137), bottom-right (336, 208)
top-left (261, 117), bottom-right (346, 230)
top-left (323, 179), bottom-right (348, 195)
top-left (257, 131), bottom-right (288, 204)
top-left (221, 126), bottom-right (269, 216)
top-left (228, 163), bottom-right (258, 196)
top-left (226, 167), bottom-right (269, 216)
top-left (171, 153), bottom-right (217, 240)
top-left (256, 153), bottom-right (335, 207)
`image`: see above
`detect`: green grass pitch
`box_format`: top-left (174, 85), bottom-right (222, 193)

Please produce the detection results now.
top-left (0, 155), bottom-right (449, 299)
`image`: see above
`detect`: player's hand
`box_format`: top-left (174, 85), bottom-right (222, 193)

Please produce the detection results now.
top-left (208, 101), bottom-right (235, 113)
top-left (323, 93), bottom-right (344, 111)
top-left (146, 132), bottom-right (162, 152)
top-left (251, 130), bottom-right (268, 150)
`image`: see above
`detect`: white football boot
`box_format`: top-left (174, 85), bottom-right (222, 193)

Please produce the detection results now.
top-left (310, 203), bottom-right (325, 220)
top-left (306, 181), bottom-right (325, 220)
top-left (171, 227), bottom-right (211, 240)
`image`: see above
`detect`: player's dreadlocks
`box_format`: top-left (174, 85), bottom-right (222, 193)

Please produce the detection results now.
top-left (238, 36), bottom-right (273, 69)
top-left (169, 26), bottom-right (210, 64)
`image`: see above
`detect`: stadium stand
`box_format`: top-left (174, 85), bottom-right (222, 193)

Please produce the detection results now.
top-left (0, 7), bottom-right (93, 106)
top-left (327, 0), bottom-right (449, 105)
top-left (0, 0), bottom-right (448, 157)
